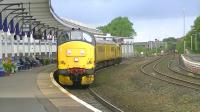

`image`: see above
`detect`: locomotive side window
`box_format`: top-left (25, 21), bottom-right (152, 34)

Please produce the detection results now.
top-left (57, 33), bottom-right (69, 45)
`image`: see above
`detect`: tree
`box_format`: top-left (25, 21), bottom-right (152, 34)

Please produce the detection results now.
top-left (98, 17), bottom-right (136, 37)
top-left (176, 38), bottom-right (184, 54)
top-left (163, 37), bottom-right (177, 52)
top-left (176, 16), bottom-right (200, 54)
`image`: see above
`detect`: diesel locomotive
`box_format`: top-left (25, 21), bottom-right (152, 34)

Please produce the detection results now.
top-left (55, 30), bottom-right (122, 86)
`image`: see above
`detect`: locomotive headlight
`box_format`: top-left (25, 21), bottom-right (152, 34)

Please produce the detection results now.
top-left (80, 50), bottom-right (85, 55)
top-left (74, 57), bottom-right (79, 62)
top-left (67, 50), bottom-right (72, 55)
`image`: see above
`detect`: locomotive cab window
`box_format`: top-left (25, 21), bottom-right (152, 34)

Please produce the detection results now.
top-left (70, 30), bottom-right (94, 43)
top-left (57, 32), bottom-right (69, 45)
top-left (57, 30), bottom-right (95, 45)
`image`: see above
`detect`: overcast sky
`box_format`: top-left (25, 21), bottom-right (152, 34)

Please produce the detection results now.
top-left (51, 0), bottom-right (200, 42)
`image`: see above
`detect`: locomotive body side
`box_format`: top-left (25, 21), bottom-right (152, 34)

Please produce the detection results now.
top-left (95, 40), bottom-right (122, 68)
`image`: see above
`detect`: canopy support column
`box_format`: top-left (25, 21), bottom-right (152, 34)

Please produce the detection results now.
top-left (45, 39), bottom-right (47, 56)
top-left (16, 35), bottom-right (20, 57)
top-left (11, 34), bottom-right (15, 58)
top-left (39, 40), bottom-right (41, 56)
top-left (0, 31), bottom-right (2, 60)
top-left (33, 38), bottom-right (36, 56)
top-left (4, 32), bottom-right (8, 58)
top-left (22, 35), bottom-right (26, 56)
top-left (49, 38), bottom-right (52, 60)
top-left (28, 36), bottom-right (30, 56)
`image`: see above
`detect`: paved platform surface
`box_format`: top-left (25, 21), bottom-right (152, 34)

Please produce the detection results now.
top-left (37, 69), bottom-right (92, 112)
top-left (184, 54), bottom-right (200, 62)
top-left (0, 65), bottom-right (92, 112)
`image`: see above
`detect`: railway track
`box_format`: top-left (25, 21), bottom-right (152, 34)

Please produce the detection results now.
top-left (168, 55), bottom-right (200, 79)
top-left (57, 58), bottom-right (146, 112)
top-left (66, 87), bottom-right (123, 112)
top-left (67, 88), bottom-right (112, 112)
top-left (62, 65), bottom-right (125, 112)
top-left (140, 54), bottom-right (200, 91)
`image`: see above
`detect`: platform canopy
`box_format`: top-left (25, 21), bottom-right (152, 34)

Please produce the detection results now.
top-left (0, 0), bottom-right (102, 38)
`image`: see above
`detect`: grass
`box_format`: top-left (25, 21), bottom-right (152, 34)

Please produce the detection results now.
top-left (91, 57), bottom-right (200, 112)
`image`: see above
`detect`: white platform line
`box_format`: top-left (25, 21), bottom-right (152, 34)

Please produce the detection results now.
top-left (49, 73), bottom-right (102, 112)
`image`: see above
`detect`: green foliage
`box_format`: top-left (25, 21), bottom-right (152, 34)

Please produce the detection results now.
top-left (44, 59), bottom-right (50, 65)
top-left (2, 58), bottom-right (16, 74)
top-left (134, 45), bottom-right (163, 56)
top-left (176, 16), bottom-right (200, 54)
top-left (194, 16), bottom-right (200, 31)
top-left (163, 37), bottom-right (177, 52)
top-left (176, 39), bottom-right (184, 54)
top-left (134, 45), bottom-right (146, 54)
top-left (98, 17), bottom-right (136, 37)
top-left (3, 63), bottom-right (12, 73)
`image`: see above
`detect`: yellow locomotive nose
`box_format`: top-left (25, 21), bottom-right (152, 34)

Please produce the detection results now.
top-left (58, 45), bottom-right (94, 69)
top-left (57, 41), bottom-right (95, 86)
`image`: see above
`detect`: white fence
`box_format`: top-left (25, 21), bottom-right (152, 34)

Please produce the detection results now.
top-left (121, 44), bottom-right (134, 58)
top-left (0, 32), bottom-right (135, 60)
top-left (0, 32), bottom-right (57, 59)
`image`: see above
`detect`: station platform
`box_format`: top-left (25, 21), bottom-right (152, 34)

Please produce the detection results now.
top-left (184, 54), bottom-right (200, 62)
top-left (0, 65), bottom-right (92, 112)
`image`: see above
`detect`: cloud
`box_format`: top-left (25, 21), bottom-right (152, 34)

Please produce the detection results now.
top-left (52, 0), bottom-right (200, 24)
top-left (51, 0), bottom-right (199, 42)
top-left (134, 17), bottom-right (196, 42)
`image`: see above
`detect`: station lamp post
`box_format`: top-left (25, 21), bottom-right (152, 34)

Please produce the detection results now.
top-left (195, 33), bottom-right (198, 51)
top-left (46, 27), bottom-right (55, 60)
top-left (191, 35), bottom-right (193, 51)
top-left (31, 21), bottom-right (42, 56)
top-left (190, 28), bottom-right (197, 52)
top-left (198, 32), bottom-right (200, 52)
top-left (184, 39), bottom-right (187, 54)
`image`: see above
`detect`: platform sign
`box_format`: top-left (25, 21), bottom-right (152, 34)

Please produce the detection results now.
top-left (22, 24), bottom-right (31, 33)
